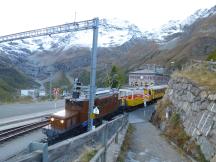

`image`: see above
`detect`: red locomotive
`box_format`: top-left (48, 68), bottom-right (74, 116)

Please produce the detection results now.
top-left (42, 87), bottom-right (120, 138)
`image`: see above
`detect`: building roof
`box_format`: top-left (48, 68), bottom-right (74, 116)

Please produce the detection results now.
top-left (129, 69), bottom-right (156, 74)
top-left (129, 69), bottom-right (167, 75)
top-left (145, 85), bottom-right (168, 90)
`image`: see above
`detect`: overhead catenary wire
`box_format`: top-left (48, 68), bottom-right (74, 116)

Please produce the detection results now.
top-left (0, 18), bottom-right (99, 131)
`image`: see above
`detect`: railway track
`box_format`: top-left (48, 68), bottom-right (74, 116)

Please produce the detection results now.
top-left (0, 120), bottom-right (49, 143)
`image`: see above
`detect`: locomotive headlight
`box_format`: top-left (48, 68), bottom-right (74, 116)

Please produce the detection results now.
top-left (50, 117), bottom-right (54, 122)
top-left (60, 120), bottom-right (64, 124)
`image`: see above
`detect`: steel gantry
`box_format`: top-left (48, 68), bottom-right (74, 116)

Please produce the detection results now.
top-left (0, 18), bottom-right (99, 131)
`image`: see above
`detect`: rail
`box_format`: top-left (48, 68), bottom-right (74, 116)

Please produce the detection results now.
top-left (0, 119), bottom-right (49, 143)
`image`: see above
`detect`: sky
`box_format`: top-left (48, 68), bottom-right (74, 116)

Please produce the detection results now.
top-left (0, 0), bottom-right (215, 35)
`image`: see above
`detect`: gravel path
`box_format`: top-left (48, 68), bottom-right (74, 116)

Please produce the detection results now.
top-left (126, 107), bottom-right (191, 162)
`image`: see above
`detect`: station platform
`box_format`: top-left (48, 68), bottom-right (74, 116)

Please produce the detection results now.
top-left (0, 108), bottom-right (63, 131)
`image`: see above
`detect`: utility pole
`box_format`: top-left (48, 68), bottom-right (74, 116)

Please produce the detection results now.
top-left (88, 18), bottom-right (99, 131)
top-left (49, 72), bottom-right (52, 101)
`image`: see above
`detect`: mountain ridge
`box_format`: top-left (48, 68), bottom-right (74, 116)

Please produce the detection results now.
top-left (0, 5), bottom-right (216, 93)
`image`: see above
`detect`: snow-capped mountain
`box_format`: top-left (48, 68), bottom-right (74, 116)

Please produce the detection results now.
top-left (0, 17), bottom-right (144, 54)
top-left (1, 4), bottom-right (216, 56)
top-left (0, 18), bottom-right (144, 76)
top-left (0, 17), bottom-right (148, 82)
top-left (0, 5), bottom-right (216, 85)
top-left (144, 20), bottom-right (183, 41)
top-left (182, 5), bottom-right (216, 26)
top-left (144, 5), bottom-right (216, 41)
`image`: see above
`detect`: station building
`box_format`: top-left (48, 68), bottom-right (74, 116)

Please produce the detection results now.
top-left (129, 64), bottom-right (169, 86)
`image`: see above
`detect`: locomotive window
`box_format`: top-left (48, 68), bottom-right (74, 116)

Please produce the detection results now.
top-left (149, 90), bottom-right (151, 95)
top-left (71, 118), bottom-right (76, 125)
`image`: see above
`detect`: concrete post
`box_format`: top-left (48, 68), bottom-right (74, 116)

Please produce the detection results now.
top-left (29, 142), bottom-right (48, 162)
top-left (102, 123), bottom-right (108, 162)
top-left (144, 101), bottom-right (147, 107)
top-left (49, 72), bottom-right (52, 101)
top-left (115, 132), bottom-right (119, 144)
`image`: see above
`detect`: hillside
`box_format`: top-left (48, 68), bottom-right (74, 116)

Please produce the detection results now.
top-left (0, 56), bottom-right (39, 102)
top-left (148, 13), bottom-right (216, 67)
top-left (0, 5), bottom-right (216, 90)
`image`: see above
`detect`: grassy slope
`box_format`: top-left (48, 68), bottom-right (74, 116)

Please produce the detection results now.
top-left (44, 71), bottom-right (71, 93)
top-left (0, 67), bottom-right (39, 102)
top-left (172, 64), bottom-right (216, 91)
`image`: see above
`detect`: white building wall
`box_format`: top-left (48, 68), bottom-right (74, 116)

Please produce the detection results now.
top-left (39, 91), bottom-right (46, 96)
top-left (21, 89), bottom-right (36, 97)
top-left (129, 73), bottom-right (169, 86)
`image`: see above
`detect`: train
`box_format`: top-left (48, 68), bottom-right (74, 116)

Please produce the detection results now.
top-left (42, 88), bottom-right (120, 138)
top-left (119, 85), bottom-right (167, 108)
top-left (42, 84), bottom-right (167, 139)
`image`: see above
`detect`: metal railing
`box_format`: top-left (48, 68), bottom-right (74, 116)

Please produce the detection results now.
top-left (181, 59), bottom-right (216, 72)
top-left (191, 59), bottom-right (216, 72)
top-left (90, 114), bottom-right (128, 162)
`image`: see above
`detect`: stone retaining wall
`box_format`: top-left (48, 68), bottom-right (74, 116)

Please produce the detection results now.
top-left (166, 77), bottom-right (216, 161)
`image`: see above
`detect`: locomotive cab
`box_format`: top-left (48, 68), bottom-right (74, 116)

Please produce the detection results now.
top-left (50, 110), bottom-right (79, 130)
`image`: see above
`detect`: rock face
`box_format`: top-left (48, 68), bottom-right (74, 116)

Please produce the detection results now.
top-left (166, 77), bottom-right (216, 161)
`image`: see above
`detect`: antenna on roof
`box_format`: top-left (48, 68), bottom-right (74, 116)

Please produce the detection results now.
top-left (74, 11), bottom-right (77, 22)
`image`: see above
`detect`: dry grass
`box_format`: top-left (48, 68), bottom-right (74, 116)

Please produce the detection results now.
top-left (173, 64), bottom-right (216, 91)
top-left (117, 124), bottom-right (135, 162)
top-left (164, 113), bottom-right (190, 149)
top-left (163, 112), bottom-right (208, 162)
top-left (78, 147), bottom-right (97, 162)
top-left (15, 96), bottom-right (34, 103)
top-left (153, 98), bottom-right (172, 126)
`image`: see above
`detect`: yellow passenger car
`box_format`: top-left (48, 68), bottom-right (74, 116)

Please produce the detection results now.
top-left (119, 88), bottom-right (144, 108)
top-left (144, 85), bottom-right (167, 102)
top-left (119, 85), bottom-right (167, 110)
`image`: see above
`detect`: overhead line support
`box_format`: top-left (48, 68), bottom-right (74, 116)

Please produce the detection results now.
top-left (0, 17), bottom-right (99, 131)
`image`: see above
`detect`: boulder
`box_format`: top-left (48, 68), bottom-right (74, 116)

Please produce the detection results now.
top-left (191, 86), bottom-right (200, 96)
top-left (200, 91), bottom-right (208, 100)
top-left (199, 101), bottom-right (209, 110)
top-left (186, 91), bottom-right (196, 102)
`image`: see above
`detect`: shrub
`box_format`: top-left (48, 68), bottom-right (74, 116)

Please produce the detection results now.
top-left (153, 98), bottom-right (172, 126)
top-left (163, 112), bottom-right (190, 149)
top-left (79, 148), bottom-right (97, 162)
top-left (170, 112), bottom-right (180, 127)
top-left (207, 49), bottom-right (216, 61)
